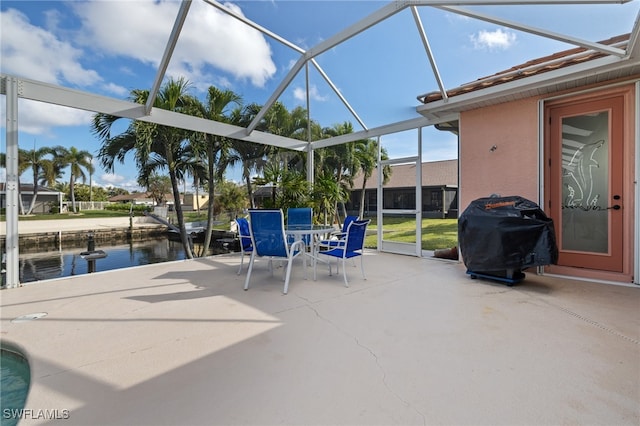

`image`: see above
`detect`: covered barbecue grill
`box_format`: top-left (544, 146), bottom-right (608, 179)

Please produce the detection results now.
top-left (458, 195), bottom-right (558, 284)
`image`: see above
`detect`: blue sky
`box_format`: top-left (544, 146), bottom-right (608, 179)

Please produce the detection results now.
top-left (1, 0), bottom-right (638, 192)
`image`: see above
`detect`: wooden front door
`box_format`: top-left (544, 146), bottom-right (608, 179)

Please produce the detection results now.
top-left (546, 95), bottom-right (624, 272)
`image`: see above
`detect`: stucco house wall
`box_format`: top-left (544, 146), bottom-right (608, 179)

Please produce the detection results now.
top-left (459, 97), bottom-right (540, 210)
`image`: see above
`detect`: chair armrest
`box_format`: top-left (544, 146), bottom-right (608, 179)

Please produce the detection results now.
top-left (289, 239), bottom-right (306, 257)
top-left (318, 238), bottom-right (346, 249)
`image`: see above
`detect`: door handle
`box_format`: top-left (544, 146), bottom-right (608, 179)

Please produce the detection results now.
top-left (610, 195), bottom-right (622, 210)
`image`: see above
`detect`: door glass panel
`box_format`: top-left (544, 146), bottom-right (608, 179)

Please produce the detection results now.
top-left (561, 111), bottom-right (609, 253)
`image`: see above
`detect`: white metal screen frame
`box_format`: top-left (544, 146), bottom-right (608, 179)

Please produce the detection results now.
top-left (376, 130), bottom-right (423, 257)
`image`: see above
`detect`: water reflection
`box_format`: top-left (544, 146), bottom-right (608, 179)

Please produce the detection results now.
top-left (11, 238), bottom-right (224, 284)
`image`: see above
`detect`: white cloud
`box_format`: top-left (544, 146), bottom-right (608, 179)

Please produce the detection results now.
top-left (445, 12), bottom-right (471, 23)
top-left (0, 100), bottom-right (93, 136)
top-left (0, 8), bottom-right (102, 86)
top-left (100, 174), bottom-right (145, 192)
top-left (100, 173), bottom-right (126, 185)
top-left (293, 85), bottom-right (328, 103)
top-left (72, 0), bottom-right (276, 88)
top-left (70, 1), bottom-right (177, 68)
top-left (470, 28), bottom-right (517, 51)
top-left (101, 82), bottom-right (129, 98)
top-left (121, 180), bottom-right (145, 192)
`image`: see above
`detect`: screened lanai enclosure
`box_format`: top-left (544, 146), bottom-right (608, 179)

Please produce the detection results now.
top-left (2, 0), bottom-right (640, 287)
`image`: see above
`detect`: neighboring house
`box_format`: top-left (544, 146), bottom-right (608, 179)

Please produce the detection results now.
top-left (0, 183), bottom-right (63, 214)
top-left (108, 192), bottom-right (157, 206)
top-left (348, 159), bottom-right (458, 218)
top-left (250, 160), bottom-right (458, 218)
top-left (418, 34), bottom-right (638, 285)
top-left (182, 193), bottom-right (209, 211)
top-left (253, 186), bottom-right (275, 208)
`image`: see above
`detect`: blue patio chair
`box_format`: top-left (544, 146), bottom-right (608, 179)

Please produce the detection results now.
top-left (235, 217), bottom-right (253, 275)
top-left (318, 215), bottom-right (359, 250)
top-left (318, 219), bottom-right (370, 287)
top-left (244, 209), bottom-right (306, 295)
top-left (286, 207), bottom-right (313, 246)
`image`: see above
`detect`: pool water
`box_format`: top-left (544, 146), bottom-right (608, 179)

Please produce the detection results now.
top-left (0, 344), bottom-right (31, 426)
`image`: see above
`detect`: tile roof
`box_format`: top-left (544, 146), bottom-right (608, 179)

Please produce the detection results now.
top-left (351, 159), bottom-right (458, 190)
top-left (419, 34), bottom-right (630, 105)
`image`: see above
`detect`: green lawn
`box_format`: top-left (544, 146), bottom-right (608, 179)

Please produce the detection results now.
top-left (364, 217), bottom-right (458, 251)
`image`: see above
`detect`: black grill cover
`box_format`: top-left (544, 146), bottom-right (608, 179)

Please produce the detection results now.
top-left (458, 196), bottom-right (558, 272)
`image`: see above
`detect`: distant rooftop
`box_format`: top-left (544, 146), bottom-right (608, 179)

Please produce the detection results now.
top-left (352, 159), bottom-right (458, 190)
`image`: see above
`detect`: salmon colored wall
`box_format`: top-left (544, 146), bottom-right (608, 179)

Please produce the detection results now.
top-left (457, 81), bottom-right (636, 283)
top-left (459, 98), bottom-right (540, 211)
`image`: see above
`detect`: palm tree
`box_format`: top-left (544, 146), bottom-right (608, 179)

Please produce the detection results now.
top-left (38, 151), bottom-right (64, 188)
top-left (263, 103), bottom-right (309, 139)
top-left (51, 146), bottom-right (94, 214)
top-left (232, 139), bottom-right (265, 209)
top-left (229, 103), bottom-right (268, 208)
top-left (238, 102), bottom-right (311, 210)
top-left (254, 162), bottom-right (310, 211)
top-left (311, 172), bottom-right (346, 225)
top-left (21, 146), bottom-right (56, 215)
top-left (354, 139), bottom-right (391, 218)
top-left (262, 103), bottom-right (309, 175)
top-left (275, 168), bottom-right (311, 210)
top-left (253, 160), bottom-right (282, 207)
top-left (189, 86), bottom-right (242, 250)
top-left (318, 122), bottom-right (358, 223)
top-left (92, 77), bottom-right (198, 258)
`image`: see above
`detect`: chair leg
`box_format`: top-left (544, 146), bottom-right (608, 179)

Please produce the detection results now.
top-left (243, 252), bottom-right (257, 291)
top-left (360, 254), bottom-right (366, 280)
top-left (283, 257), bottom-right (295, 295)
top-left (303, 251), bottom-right (308, 281)
top-left (237, 251), bottom-right (244, 275)
top-left (312, 245), bottom-right (317, 281)
top-left (342, 258), bottom-right (349, 288)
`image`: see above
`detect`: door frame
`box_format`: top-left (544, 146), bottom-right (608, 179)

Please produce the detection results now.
top-left (546, 95), bottom-right (624, 272)
top-left (540, 83), bottom-right (638, 285)
top-left (636, 81), bottom-right (640, 286)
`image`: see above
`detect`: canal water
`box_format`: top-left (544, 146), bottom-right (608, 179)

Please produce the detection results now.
top-left (4, 238), bottom-right (230, 285)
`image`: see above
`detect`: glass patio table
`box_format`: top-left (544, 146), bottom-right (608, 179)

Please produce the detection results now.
top-left (285, 224), bottom-right (335, 280)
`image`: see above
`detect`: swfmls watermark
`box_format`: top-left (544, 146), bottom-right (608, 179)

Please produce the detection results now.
top-left (3, 408), bottom-right (70, 420)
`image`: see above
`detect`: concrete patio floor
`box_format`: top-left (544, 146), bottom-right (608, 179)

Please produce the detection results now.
top-left (1, 251), bottom-right (638, 426)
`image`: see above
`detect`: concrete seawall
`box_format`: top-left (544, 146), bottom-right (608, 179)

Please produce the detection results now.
top-left (0, 217), bottom-right (168, 250)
